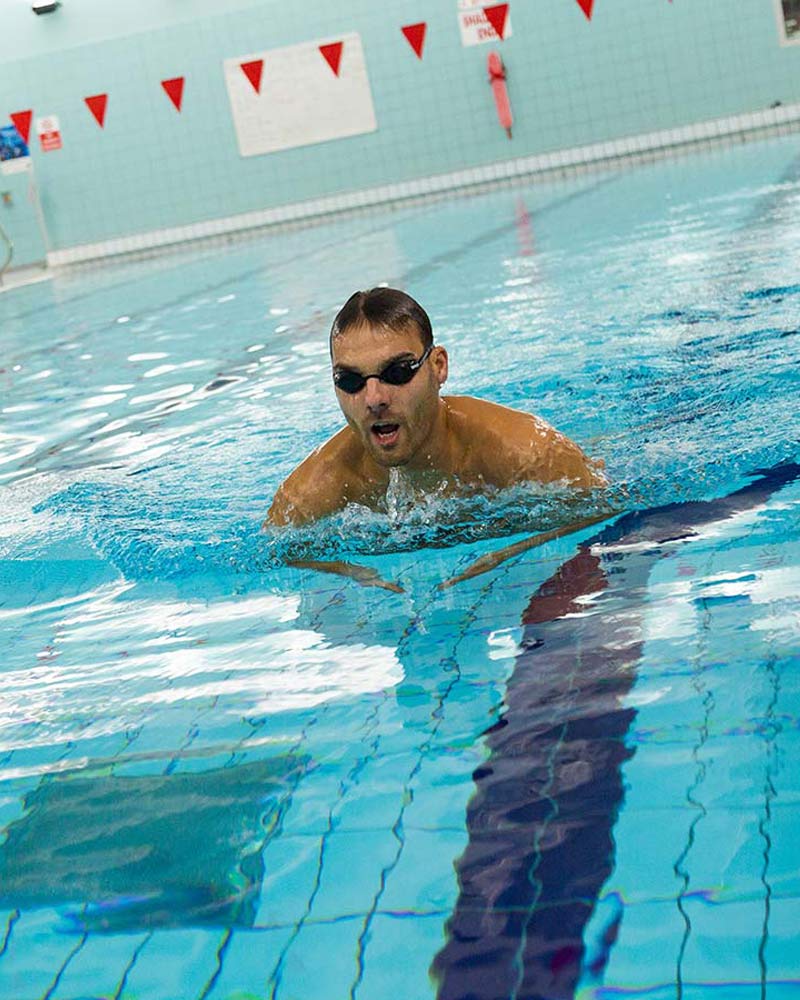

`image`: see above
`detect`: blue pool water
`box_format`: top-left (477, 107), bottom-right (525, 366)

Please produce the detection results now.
top-left (1, 136), bottom-right (799, 1000)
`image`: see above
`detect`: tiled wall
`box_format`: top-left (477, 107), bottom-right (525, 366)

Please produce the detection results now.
top-left (2, 0), bottom-right (799, 267)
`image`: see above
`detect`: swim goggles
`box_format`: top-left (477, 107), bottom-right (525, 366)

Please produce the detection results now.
top-left (333, 344), bottom-right (433, 395)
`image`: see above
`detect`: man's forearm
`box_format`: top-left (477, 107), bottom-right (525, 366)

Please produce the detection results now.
top-left (289, 559), bottom-right (404, 593)
top-left (439, 511), bottom-right (617, 590)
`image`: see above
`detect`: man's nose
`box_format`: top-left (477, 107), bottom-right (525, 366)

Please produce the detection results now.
top-left (363, 375), bottom-right (390, 411)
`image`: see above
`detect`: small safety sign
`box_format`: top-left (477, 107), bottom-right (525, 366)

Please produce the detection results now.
top-left (458, 1), bottom-right (512, 47)
top-left (37, 115), bottom-right (63, 152)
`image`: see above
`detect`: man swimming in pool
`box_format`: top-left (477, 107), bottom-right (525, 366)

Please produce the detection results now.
top-left (268, 287), bottom-right (605, 528)
top-left (266, 288), bottom-right (608, 590)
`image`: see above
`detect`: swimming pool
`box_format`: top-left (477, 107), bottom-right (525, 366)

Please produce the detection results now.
top-left (1, 135), bottom-right (799, 1000)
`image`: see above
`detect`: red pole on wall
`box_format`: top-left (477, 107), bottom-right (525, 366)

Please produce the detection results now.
top-left (487, 51), bottom-right (512, 138)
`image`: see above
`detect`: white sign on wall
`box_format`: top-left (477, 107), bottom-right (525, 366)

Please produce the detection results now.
top-left (458, 0), bottom-right (513, 47)
top-left (223, 33), bottom-right (378, 158)
top-left (36, 115), bottom-right (63, 152)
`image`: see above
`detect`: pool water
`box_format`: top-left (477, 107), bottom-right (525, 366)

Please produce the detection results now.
top-left (1, 136), bottom-right (799, 1000)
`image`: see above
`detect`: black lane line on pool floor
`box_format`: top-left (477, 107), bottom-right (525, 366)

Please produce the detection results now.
top-left (431, 461), bottom-right (800, 1000)
top-left (757, 652), bottom-right (780, 999)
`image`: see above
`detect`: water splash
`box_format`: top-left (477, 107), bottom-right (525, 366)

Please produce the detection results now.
top-left (24, 437), bottom-right (798, 584)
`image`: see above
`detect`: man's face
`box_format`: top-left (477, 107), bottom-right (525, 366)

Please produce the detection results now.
top-left (331, 321), bottom-right (447, 469)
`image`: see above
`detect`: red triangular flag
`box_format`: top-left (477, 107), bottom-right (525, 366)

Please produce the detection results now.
top-left (401, 23), bottom-right (427, 60)
top-left (483, 4), bottom-right (509, 40)
top-left (320, 42), bottom-right (344, 77)
top-left (85, 94), bottom-right (108, 128)
top-left (576, 0), bottom-right (594, 19)
top-left (240, 59), bottom-right (264, 94)
top-left (161, 77), bottom-right (185, 112)
top-left (9, 110), bottom-right (33, 146)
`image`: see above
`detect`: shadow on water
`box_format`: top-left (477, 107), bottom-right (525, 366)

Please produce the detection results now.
top-left (0, 754), bottom-right (307, 933)
top-left (431, 461), bottom-right (800, 1000)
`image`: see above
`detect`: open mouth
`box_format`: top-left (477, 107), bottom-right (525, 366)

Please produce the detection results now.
top-left (371, 422), bottom-right (400, 447)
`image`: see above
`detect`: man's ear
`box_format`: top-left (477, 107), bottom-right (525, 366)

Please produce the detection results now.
top-left (433, 345), bottom-right (449, 387)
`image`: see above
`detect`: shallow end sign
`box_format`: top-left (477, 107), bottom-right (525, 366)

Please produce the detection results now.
top-left (459, 0), bottom-right (513, 46)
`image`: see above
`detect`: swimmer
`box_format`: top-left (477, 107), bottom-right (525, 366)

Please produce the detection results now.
top-left (266, 287), bottom-right (609, 588)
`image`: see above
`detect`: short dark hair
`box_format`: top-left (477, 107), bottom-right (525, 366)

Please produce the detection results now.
top-left (330, 288), bottom-right (433, 354)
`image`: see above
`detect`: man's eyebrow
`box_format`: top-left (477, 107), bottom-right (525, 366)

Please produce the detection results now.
top-left (382, 351), bottom-right (417, 364)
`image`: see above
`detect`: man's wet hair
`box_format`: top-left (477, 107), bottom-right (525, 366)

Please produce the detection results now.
top-left (330, 288), bottom-right (433, 354)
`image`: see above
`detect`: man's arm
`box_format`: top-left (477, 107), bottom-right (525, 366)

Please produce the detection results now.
top-left (265, 447), bottom-right (405, 592)
top-left (266, 479), bottom-right (333, 528)
top-left (507, 420), bottom-right (607, 490)
top-left (441, 437), bottom-right (610, 588)
top-left (265, 428), bottom-right (362, 527)
top-left (266, 492), bottom-right (406, 591)
top-left (289, 559), bottom-right (404, 593)
top-left (443, 400), bottom-right (612, 588)
top-left (439, 510), bottom-right (617, 590)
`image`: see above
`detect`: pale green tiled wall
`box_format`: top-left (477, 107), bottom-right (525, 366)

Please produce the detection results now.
top-left (0, 169), bottom-right (47, 267)
top-left (1, 0), bottom-right (799, 266)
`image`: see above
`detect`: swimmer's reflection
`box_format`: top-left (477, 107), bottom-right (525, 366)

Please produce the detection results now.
top-left (432, 462), bottom-right (800, 1000)
top-left (0, 754), bottom-right (306, 933)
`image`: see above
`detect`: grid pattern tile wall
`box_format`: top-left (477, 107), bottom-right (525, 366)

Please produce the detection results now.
top-left (1, 0), bottom-right (800, 266)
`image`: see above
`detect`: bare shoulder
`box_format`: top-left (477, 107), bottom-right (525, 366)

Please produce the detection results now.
top-left (446, 395), bottom-right (544, 436)
top-left (265, 428), bottom-right (367, 527)
top-left (445, 395), bottom-right (606, 489)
